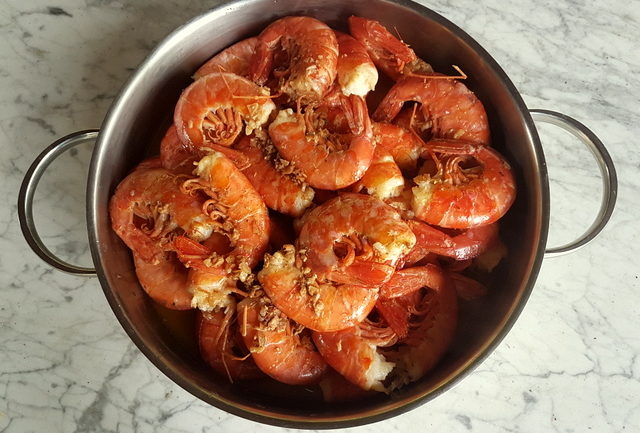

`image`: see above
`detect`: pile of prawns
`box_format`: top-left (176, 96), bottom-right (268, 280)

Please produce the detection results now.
top-left (110, 16), bottom-right (516, 399)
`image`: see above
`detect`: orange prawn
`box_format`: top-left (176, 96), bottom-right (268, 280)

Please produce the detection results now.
top-left (257, 244), bottom-right (380, 332)
top-left (350, 121), bottom-right (427, 199)
top-left (194, 37), bottom-right (258, 80)
top-left (350, 145), bottom-right (404, 200)
top-left (238, 290), bottom-right (328, 385)
top-left (110, 164), bottom-right (215, 262)
top-left (176, 152), bottom-right (270, 311)
top-left (348, 16), bottom-right (433, 81)
top-left (109, 163), bottom-right (222, 309)
top-left (403, 220), bottom-right (499, 266)
top-left (198, 309), bottom-right (263, 381)
top-left (268, 94), bottom-right (375, 190)
top-left (313, 320), bottom-right (397, 392)
top-left (373, 121), bottom-right (427, 174)
top-left (132, 253), bottom-right (192, 310)
top-left (320, 264), bottom-right (457, 390)
top-left (380, 264), bottom-right (458, 389)
top-left (213, 135), bottom-right (315, 217)
top-left (373, 75), bottom-right (490, 145)
top-left (249, 16), bottom-right (338, 103)
top-left (297, 193), bottom-right (416, 286)
top-left (174, 72), bottom-right (275, 149)
top-left (335, 30), bottom-right (378, 97)
top-left (411, 140), bottom-right (516, 228)
top-left (159, 125), bottom-right (203, 175)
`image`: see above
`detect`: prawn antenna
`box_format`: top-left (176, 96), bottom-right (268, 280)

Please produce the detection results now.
top-left (219, 71), bottom-right (279, 101)
top-left (220, 322), bottom-right (234, 383)
top-left (231, 90), bottom-right (283, 101)
top-left (392, 25), bottom-right (405, 44)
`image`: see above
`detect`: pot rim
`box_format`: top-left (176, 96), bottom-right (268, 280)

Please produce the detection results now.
top-left (86, 0), bottom-right (550, 427)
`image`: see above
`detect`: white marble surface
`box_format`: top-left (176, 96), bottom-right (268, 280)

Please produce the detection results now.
top-left (1, 0), bottom-right (639, 431)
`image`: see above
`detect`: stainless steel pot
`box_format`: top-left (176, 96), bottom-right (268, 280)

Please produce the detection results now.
top-left (18, 0), bottom-right (617, 428)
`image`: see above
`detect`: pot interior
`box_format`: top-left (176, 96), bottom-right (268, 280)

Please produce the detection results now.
top-left (88, 0), bottom-right (547, 427)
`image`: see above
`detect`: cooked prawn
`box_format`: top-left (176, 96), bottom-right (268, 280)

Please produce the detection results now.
top-left (412, 140), bottom-right (516, 228)
top-left (110, 163), bottom-right (224, 309)
top-left (382, 264), bottom-right (458, 389)
top-left (373, 122), bottom-right (425, 174)
top-left (392, 104), bottom-right (432, 143)
top-left (313, 320), bottom-right (397, 392)
top-left (238, 290), bottom-right (328, 385)
top-left (374, 76), bottom-right (490, 145)
top-left (335, 31), bottom-right (378, 97)
top-left (350, 147), bottom-right (404, 200)
top-left (214, 136), bottom-right (315, 217)
top-left (269, 94), bottom-right (375, 190)
top-left (379, 263), bottom-right (445, 299)
top-left (198, 309), bottom-right (263, 381)
top-left (109, 164), bottom-right (214, 263)
top-left (159, 125), bottom-right (203, 175)
top-left (297, 193), bottom-right (416, 286)
top-left (449, 272), bottom-right (488, 300)
top-left (132, 252), bottom-right (192, 310)
top-left (402, 220), bottom-right (499, 266)
top-left (350, 121), bottom-right (427, 200)
top-left (177, 152), bottom-right (270, 310)
top-left (249, 16), bottom-right (338, 103)
top-left (257, 244), bottom-right (380, 332)
top-left (174, 72), bottom-right (275, 149)
top-left (348, 16), bottom-right (432, 81)
top-left (314, 264), bottom-right (457, 392)
top-left (194, 37), bottom-right (258, 80)
top-left (173, 235), bottom-right (241, 312)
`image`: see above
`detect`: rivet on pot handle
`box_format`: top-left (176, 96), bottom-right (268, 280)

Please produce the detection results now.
top-left (530, 109), bottom-right (617, 258)
top-left (18, 130), bottom-right (99, 275)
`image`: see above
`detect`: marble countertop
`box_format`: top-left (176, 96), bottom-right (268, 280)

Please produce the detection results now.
top-left (2, 0), bottom-right (638, 431)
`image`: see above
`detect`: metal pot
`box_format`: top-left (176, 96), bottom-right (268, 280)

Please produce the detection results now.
top-left (18, 0), bottom-right (617, 428)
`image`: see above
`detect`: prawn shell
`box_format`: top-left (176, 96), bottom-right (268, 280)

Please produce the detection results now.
top-left (198, 310), bottom-right (263, 380)
top-left (194, 37), bottom-right (258, 80)
top-left (298, 193), bottom-right (416, 284)
top-left (351, 147), bottom-right (404, 200)
top-left (233, 136), bottom-right (314, 217)
top-left (159, 125), bottom-right (202, 175)
top-left (249, 16), bottom-right (339, 102)
top-left (402, 220), bottom-right (499, 265)
top-left (412, 141), bottom-right (516, 229)
top-left (268, 95), bottom-right (375, 191)
top-left (348, 15), bottom-right (417, 81)
top-left (390, 266), bottom-right (458, 384)
top-left (373, 76), bottom-right (490, 145)
top-left (313, 325), bottom-right (394, 392)
top-left (109, 165), bottom-right (207, 263)
top-left (194, 152), bottom-right (271, 268)
top-left (238, 296), bottom-right (328, 385)
top-left (373, 122), bottom-right (424, 174)
top-left (258, 245), bottom-right (379, 332)
top-left (335, 31), bottom-right (378, 97)
top-left (174, 72), bottom-right (275, 149)
top-left (133, 253), bottom-right (193, 310)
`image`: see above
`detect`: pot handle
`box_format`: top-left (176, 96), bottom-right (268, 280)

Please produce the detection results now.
top-left (530, 109), bottom-right (617, 258)
top-left (18, 130), bottom-right (100, 275)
